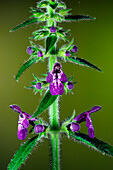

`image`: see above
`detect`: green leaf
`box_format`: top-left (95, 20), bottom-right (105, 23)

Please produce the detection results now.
top-left (15, 58), bottom-right (39, 81)
top-left (59, 9), bottom-right (71, 16)
top-left (31, 90), bottom-right (58, 118)
top-left (70, 131), bottom-right (113, 156)
top-left (10, 18), bottom-right (39, 32)
top-left (8, 135), bottom-right (42, 170)
top-left (68, 57), bottom-right (102, 72)
top-left (45, 35), bottom-right (57, 54)
top-left (64, 15), bottom-right (96, 21)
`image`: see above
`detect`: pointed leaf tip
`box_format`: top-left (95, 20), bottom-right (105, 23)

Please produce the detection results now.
top-left (15, 58), bottom-right (39, 81)
top-left (68, 57), bottom-right (102, 72)
top-left (64, 15), bottom-right (96, 21)
top-left (10, 18), bottom-right (39, 32)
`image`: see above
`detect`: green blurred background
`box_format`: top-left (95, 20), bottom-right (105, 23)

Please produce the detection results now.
top-left (1, 0), bottom-right (113, 169)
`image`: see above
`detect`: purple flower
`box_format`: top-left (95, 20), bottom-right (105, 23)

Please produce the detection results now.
top-left (10, 105), bottom-right (36, 140)
top-left (46, 63), bottom-right (68, 95)
top-left (73, 106), bottom-right (101, 138)
top-left (27, 46), bottom-right (35, 55)
top-left (37, 51), bottom-right (43, 57)
top-left (67, 82), bottom-right (73, 90)
top-left (34, 124), bottom-right (45, 134)
top-left (50, 26), bottom-right (56, 33)
top-left (65, 50), bottom-right (70, 57)
top-left (70, 122), bottom-right (80, 132)
top-left (36, 82), bottom-right (42, 89)
top-left (71, 45), bottom-right (78, 53)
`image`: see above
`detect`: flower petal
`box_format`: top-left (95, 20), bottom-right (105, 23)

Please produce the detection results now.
top-left (86, 114), bottom-right (92, 127)
top-left (89, 106), bottom-right (101, 114)
top-left (88, 125), bottom-right (95, 138)
top-left (46, 72), bottom-right (53, 83)
top-left (18, 124), bottom-right (27, 140)
top-left (61, 72), bottom-right (68, 82)
top-left (9, 105), bottom-right (22, 114)
top-left (50, 82), bottom-right (64, 95)
top-left (73, 112), bottom-right (88, 123)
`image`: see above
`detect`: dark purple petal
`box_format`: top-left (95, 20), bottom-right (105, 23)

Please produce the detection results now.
top-left (36, 82), bottom-right (42, 89)
top-left (22, 119), bottom-right (29, 128)
top-left (71, 45), bottom-right (78, 53)
top-left (46, 72), bottom-right (53, 83)
top-left (73, 112), bottom-right (88, 123)
top-left (27, 46), bottom-right (34, 55)
top-left (61, 72), bottom-right (68, 82)
top-left (70, 122), bottom-right (80, 132)
top-left (88, 125), bottom-right (95, 138)
top-left (67, 82), bottom-right (73, 89)
top-left (37, 51), bottom-right (43, 57)
top-left (89, 106), bottom-right (101, 114)
top-left (86, 114), bottom-right (92, 127)
top-left (34, 124), bottom-right (45, 134)
top-left (9, 105), bottom-right (22, 114)
top-left (18, 128), bottom-right (27, 140)
top-left (65, 50), bottom-right (70, 57)
top-left (50, 26), bottom-right (56, 33)
top-left (50, 82), bottom-right (64, 95)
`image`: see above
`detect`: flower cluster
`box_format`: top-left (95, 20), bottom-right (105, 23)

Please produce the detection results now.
top-left (69, 106), bottom-right (101, 138)
top-left (10, 105), bottom-right (45, 140)
top-left (65, 45), bottom-right (78, 57)
top-left (46, 62), bottom-right (74, 95)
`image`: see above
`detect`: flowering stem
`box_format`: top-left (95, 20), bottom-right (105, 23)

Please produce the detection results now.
top-left (49, 49), bottom-right (60, 169)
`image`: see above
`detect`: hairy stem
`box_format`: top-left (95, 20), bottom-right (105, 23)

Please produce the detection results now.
top-left (47, 6), bottom-right (60, 169)
top-left (50, 132), bottom-right (60, 170)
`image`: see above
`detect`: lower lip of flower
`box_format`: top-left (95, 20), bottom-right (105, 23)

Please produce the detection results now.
top-left (34, 124), bottom-right (45, 133)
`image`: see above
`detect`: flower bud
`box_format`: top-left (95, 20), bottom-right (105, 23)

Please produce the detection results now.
top-left (50, 26), bottom-right (56, 33)
top-left (34, 124), bottom-right (45, 134)
top-left (67, 82), bottom-right (73, 90)
top-left (27, 47), bottom-right (34, 55)
top-left (72, 45), bottom-right (78, 53)
top-left (36, 82), bottom-right (42, 90)
top-left (38, 51), bottom-right (43, 57)
top-left (70, 122), bottom-right (80, 132)
top-left (65, 50), bottom-right (70, 57)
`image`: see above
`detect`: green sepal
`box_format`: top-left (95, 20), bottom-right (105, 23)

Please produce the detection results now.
top-left (58, 9), bottom-right (71, 16)
top-left (57, 31), bottom-right (68, 41)
top-left (60, 38), bottom-right (74, 50)
top-left (68, 57), bottom-right (102, 72)
top-left (30, 8), bottom-right (44, 18)
top-left (70, 131), bottom-right (113, 156)
top-left (29, 41), bottom-right (41, 51)
top-left (64, 15), bottom-right (96, 21)
top-left (31, 90), bottom-right (58, 118)
top-left (68, 76), bottom-right (74, 81)
top-left (57, 3), bottom-right (66, 9)
top-left (15, 58), bottom-right (39, 81)
top-left (61, 110), bottom-right (76, 127)
top-left (37, 1), bottom-right (49, 8)
top-left (45, 35), bottom-right (57, 54)
top-left (8, 135), bottom-right (42, 170)
top-left (61, 126), bottom-right (70, 138)
top-left (10, 18), bottom-right (39, 32)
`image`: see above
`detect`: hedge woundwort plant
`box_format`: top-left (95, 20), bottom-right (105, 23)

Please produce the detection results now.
top-left (8, 0), bottom-right (113, 169)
